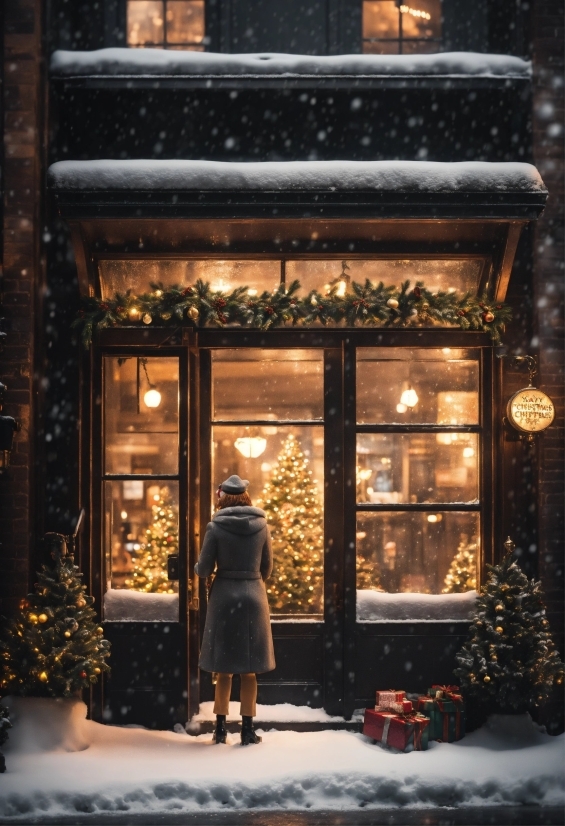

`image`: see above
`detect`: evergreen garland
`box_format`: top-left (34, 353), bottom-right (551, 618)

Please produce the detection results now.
top-left (72, 278), bottom-right (511, 347)
top-left (454, 542), bottom-right (564, 714)
top-left (0, 535), bottom-right (110, 697)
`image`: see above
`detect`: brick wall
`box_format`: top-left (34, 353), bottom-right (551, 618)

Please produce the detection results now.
top-left (0, 0), bottom-right (43, 614)
top-left (532, 2), bottom-right (564, 649)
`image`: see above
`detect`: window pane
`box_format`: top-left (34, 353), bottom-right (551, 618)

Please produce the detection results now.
top-left (127, 1), bottom-right (164, 46)
top-left (363, 1), bottom-right (399, 40)
top-left (285, 259), bottom-right (484, 297)
top-left (356, 511), bottom-right (479, 594)
top-left (357, 433), bottom-right (479, 504)
top-left (104, 357), bottom-right (179, 475)
top-left (104, 481), bottom-right (179, 621)
top-left (357, 349), bottom-right (479, 425)
top-left (212, 425), bottom-right (324, 615)
top-left (166, 0), bottom-right (204, 44)
top-left (400, 0), bottom-right (441, 40)
top-left (98, 260), bottom-right (281, 300)
top-left (212, 349), bottom-right (324, 421)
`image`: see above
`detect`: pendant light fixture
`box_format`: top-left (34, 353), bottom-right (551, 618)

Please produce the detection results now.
top-left (140, 358), bottom-right (162, 409)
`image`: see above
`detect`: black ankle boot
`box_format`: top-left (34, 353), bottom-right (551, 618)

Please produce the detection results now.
top-left (241, 716), bottom-right (262, 745)
top-left (214, 714), bottom-right (227, 744)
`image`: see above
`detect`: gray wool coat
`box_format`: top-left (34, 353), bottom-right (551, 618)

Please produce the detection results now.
top-left (195, 505), bottom-right (276, 675)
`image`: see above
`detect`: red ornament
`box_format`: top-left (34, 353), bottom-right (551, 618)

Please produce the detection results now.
top-left (482, 311), bottom-right (495, 323)
top-left (79, 671), bottom-right (88, 679)
top-left (182, 287), bottom-right (193, 297)
top-left (265, 306), bottom-right (274, 316)
top-left (457, 309), bottom-right (466, 317)
top-left (413, 286), bottom-right (422, 299)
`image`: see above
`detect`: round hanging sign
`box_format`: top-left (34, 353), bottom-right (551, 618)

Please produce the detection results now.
top-left (506, 386), bottom-right (555, 434)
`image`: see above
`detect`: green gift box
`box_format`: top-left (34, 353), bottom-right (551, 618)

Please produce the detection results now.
top-left (417, 685), bottom-right (465, 742)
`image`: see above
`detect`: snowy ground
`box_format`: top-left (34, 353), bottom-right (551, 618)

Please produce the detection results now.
top-left (0, 698), bottom-right (563, 821)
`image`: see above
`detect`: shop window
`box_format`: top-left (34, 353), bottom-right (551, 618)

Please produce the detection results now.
top-left (211, 350), bottom-right (324, 617)
top-left (362, 0), bottom-right (442, 54)
top-left (98, 257), bottom-right (485, 301)
top-left (103, 356), bottom-right (180, 621)
top-left (127, 0), bottom-right (205, 50)
top-left (355, 347), bottom-right (480, 619)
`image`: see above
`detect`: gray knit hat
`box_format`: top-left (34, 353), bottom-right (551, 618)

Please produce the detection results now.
top-left (219, 474), bottom-right (249, 494)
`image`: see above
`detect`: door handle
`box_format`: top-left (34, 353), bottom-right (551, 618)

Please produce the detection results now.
top-left (188, 570), bottom-right (199, 611)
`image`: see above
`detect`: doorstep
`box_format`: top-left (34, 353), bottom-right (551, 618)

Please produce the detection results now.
top-left (188, 719), bottom-right (364, 734)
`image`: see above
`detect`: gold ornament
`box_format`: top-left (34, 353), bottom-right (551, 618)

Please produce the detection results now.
top-left (483, 311), bottom-right (495, 323)
top-left (94, 667), bottom-right (101, 674)
top-left (495, 604), bottom-right (504, 612)
top-left (187, 305), bottom-right (199, 321)
top-left (421, 302), bottom-right (429, 310)
top-left (128, 307), bottom-right (140, 320)
top-left (97, 627), bottom-right (104, 634)
top-left (386, 298), bottom-right (399, 309)
top-left (38, 671), bottom-right (48, 682)
top-left (142, 314), bottom-right (152, 325)
top-left (76, 597), bottom-right (86, 608)
top-left (496, 626), bottom-right (504, 633)
top-left (64, 631), bottom-right (71, 638)
top-left (483, 675), bottom-right (491, 682)
top-left (38, 613), bottom-right (48, 623)
top-left (29, 613), bottom-right (38, 624)
top-left (161, 311), bottom-right (172, 320)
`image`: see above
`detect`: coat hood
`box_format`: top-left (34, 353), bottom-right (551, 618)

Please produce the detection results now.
top-left (212, 506), bottom-right (267, 536)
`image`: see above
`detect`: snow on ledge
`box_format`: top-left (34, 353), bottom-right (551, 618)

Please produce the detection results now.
top-left (50, 49), bottom-right (531, 79)
top-left (357, 589), bottom-right (477, 622)
top-left (104, 588), bottom-right (179, 622)
top-left (48, 159), bottom-right (546, 195)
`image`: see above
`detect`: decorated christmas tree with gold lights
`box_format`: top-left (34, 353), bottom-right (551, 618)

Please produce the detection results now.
top-left (356, 553), bottom-right (382, 591)
top-left (454, 539), bottom-right (564, 714)
top-left (443, 535), bottom-right (478, 593)
top-left (125, 486), bottom-right (178, 594)
top-left (0, 533), bottom-right (110, 697)
top-left (260, 434), bottom-right (323, 613)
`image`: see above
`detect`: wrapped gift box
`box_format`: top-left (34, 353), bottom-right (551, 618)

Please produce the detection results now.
top-left (375, 690), bottom-right (406, 707)
top-left (376, 698), bottom-right (413, 714)
top-left (363, 709), bottom-right (430, 752)
top-left (417, 685), bottom-right (465, 742)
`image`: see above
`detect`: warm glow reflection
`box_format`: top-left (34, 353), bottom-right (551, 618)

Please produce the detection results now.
top-left (400, 386), bottom-right (419, 408)
top-left (143, 388), bottom-right (162, 408)
top-left (234, 436), bottom-right (267, 459)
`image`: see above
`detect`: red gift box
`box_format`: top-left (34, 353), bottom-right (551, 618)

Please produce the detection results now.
top-left (363, 709), bottom-right (430, 751)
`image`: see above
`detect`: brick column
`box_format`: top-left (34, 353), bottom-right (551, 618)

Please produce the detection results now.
top-left (532, 2), bottom-right (564, 649)
top-left (0, 0), bottom-right (43, 613)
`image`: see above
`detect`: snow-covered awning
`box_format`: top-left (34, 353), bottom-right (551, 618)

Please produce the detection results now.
top-left (48, 159), bottom-right (545, 196)
top-left (48, 160), bottom-right (547, 303)
top-left (50, 49), bottom-right (531, 81)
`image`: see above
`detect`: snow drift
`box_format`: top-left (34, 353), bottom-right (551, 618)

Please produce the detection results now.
top-left (0, 701), bottom-right (563, 819)
top-left (103, 588), bottom-right (179, 622)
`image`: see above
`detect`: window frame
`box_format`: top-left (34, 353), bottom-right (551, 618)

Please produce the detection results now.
top-left (361, 0), bottom-right (443, 55)
top-left (351, 345), bottom-right (484, 604)
top-left (125, 0), bottom-right (206, 50)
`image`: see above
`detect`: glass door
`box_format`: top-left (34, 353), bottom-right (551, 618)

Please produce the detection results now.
top-left (197, 346), bottom-right (345, 713)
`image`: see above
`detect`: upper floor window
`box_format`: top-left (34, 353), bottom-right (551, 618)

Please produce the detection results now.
top-left (362, 0), bottom-right (441, 54)
top-left (127, 0), bottom-right (205, 49)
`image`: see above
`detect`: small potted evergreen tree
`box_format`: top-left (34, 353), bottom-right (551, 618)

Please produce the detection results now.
top-left (0, 529), bottom-right (110, 750)
top-left (454, 537), bottom-right (563, 731)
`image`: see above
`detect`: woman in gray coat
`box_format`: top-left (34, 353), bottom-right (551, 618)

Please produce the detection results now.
top-left (195, 474), bottom-right (275, 745)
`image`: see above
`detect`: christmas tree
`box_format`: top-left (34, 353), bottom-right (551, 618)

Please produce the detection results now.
top-left (443, 535), bottom-right (478, 593)
top-left (0, 533), bottom-right (110, 697)
top-left (356, 554), bottom-right (382, 591)
top-left (454, 538), bottom-right (564, 714)
top-left (259, 434), bottom-right (324, 613)
top-left (125, 486), bottom-right (178, 594)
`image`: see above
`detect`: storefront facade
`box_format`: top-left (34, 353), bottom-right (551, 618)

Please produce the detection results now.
top-left (49, 164), bottom-right (546, 726)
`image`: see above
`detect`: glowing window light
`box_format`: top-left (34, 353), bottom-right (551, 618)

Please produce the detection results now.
top-left (234, 436), bottom-right (267, 459)
top-left (400, 386), bottom-right (419, 408)
top-left (399, 5), bottom-right (431, 20)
